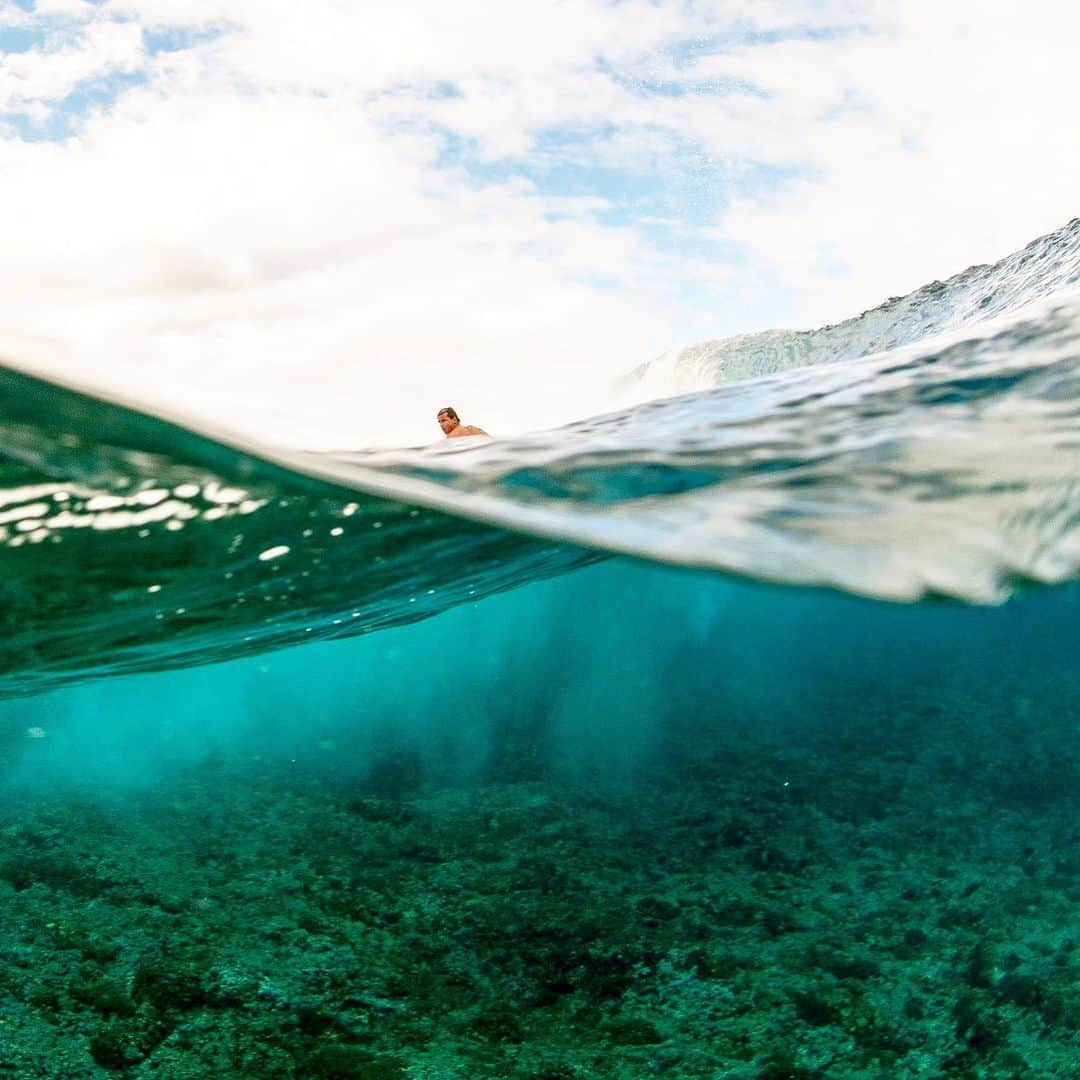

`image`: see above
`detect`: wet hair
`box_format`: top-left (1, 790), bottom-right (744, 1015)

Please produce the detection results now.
top-left (437, 406), bottom-right (459, 421)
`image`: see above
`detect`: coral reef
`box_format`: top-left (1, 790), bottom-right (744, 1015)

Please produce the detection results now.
top-left (0, 697), bottom-right (1076, 1079)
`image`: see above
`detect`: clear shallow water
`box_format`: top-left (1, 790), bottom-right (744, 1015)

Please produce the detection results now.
top-left (0, 221), bottom-right (1077, 1078)
top-left (3, 559), bottom-right (1077, 795)
top-left (0, 560), bottom-right (1076, 1077)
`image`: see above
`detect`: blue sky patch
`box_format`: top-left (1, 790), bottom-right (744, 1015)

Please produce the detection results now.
top-left (143, 24), bottom-right (224, 57)
top-left (0, 24), bottom-right (44, 53)
top-left (4, 68), bottom-right (148, 141)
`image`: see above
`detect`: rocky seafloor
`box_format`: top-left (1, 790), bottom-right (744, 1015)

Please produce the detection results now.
top-left (0, 691), bottom-right (1077, 1079)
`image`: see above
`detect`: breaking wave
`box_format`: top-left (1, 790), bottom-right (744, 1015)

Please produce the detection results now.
top-left (1, 220), bottom-right (1077, 698)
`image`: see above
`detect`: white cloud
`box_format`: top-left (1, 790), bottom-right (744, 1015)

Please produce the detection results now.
top-left (0, 75), bottom-right (673, 444)
top-left (0, 0), bottom-right (1076, 446)
top-left (0, 17), bottom-right (143, 112)
top-left (692, 2), bottom-right (1080, 322)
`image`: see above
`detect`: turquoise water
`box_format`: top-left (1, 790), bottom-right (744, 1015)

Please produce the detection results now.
top-left (3, 563), bottom-right (1077, 799)
top-left (0, 221), bottom-right (1077, 1077)
top-left (0, 564), bottom-right (1076, 1077)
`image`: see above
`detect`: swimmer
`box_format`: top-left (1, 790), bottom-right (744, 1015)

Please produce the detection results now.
top-left (436, 406), bottom-right (487, 438)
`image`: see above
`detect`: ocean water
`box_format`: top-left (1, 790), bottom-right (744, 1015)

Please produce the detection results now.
top-left (0, 223), bottom-right (1077, 1078)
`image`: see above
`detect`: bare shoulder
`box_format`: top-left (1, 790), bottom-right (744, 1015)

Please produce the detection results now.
top-left (457, 425), bottom-right (488, 437)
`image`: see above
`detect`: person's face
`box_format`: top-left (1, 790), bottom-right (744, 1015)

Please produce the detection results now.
top-left (437, 411), bottom-right (457, 434)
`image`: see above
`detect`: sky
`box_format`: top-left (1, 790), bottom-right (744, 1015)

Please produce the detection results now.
top-left (0, 0), bottom-right (1077, 447)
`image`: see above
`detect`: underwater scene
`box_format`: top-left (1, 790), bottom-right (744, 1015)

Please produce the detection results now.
top-left (0, 221), bottom-right (1078, 1078)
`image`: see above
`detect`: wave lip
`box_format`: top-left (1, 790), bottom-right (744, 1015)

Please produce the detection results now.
top-left (623, 218), bottom-right (1080, 399)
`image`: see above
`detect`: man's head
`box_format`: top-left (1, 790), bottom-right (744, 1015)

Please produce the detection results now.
top-left (436, 406), bottom-right (459, 435)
